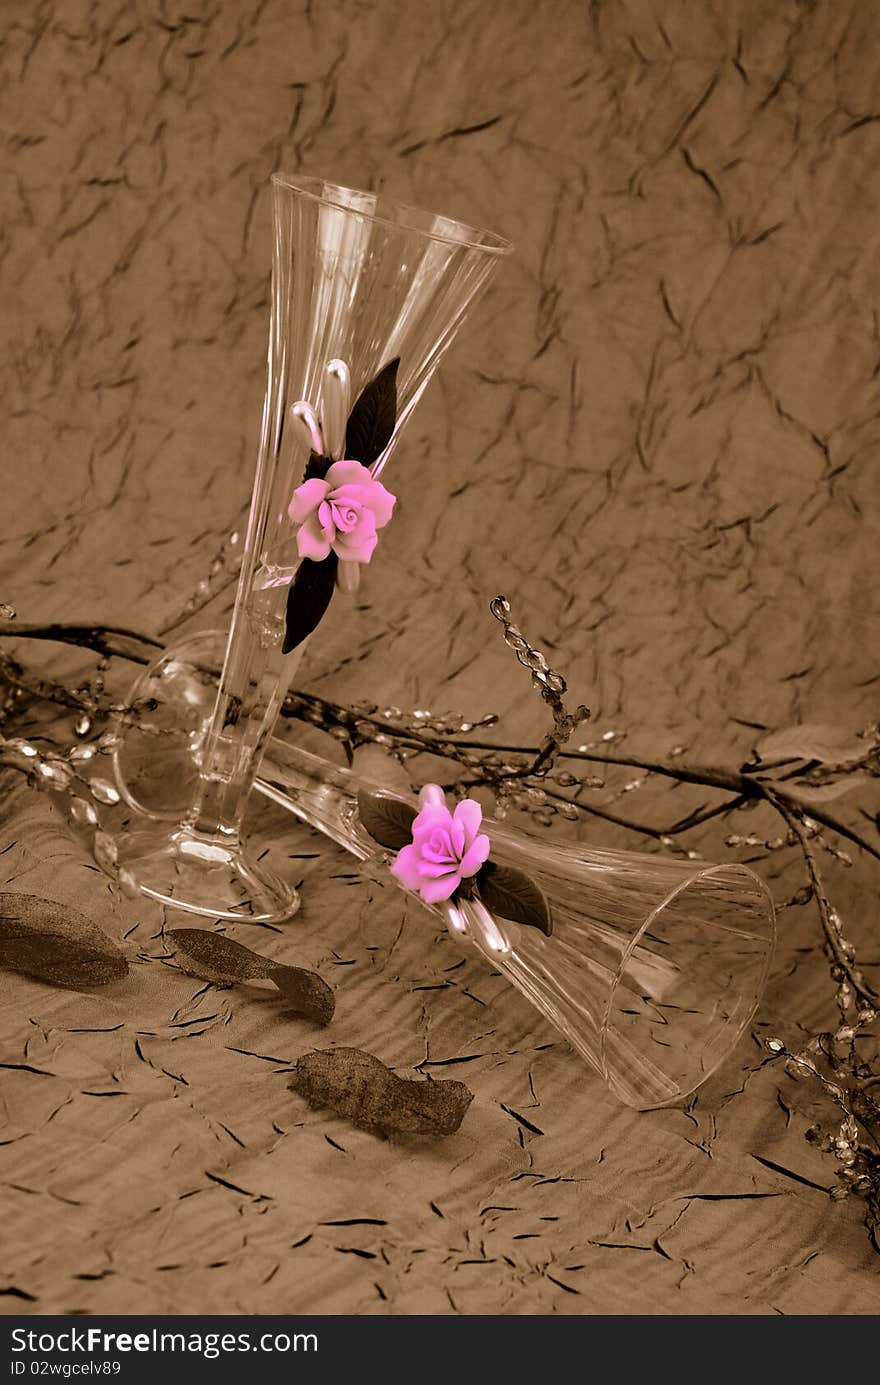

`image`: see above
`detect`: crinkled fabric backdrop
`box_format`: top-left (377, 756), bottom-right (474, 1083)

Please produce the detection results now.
top-left (1, 0), bottom-right (878, 1315)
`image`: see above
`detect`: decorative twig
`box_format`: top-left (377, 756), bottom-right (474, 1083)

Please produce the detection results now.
top-left (489, 594), bottom-right (590, 778)
top-left (0, 622), bottom-right (161, 663)
top-left (764, 787), bottom-right (880, 1011)
top-left (0, 649), bottom-right (86, 714)
top-left (157, 524), bottom-right (244, 636)
top-left (1, 617), bottom-right (877, 853)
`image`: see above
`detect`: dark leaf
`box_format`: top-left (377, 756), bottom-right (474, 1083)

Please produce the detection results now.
top-left (270, 966), bottom-right (335, 1025)
top-left (344, 359), bottom-right (399, 466)
top-left (357, 788), bottom-right (418, 850)
top-left (222, 695), bottom-right (243, 729)
top-left (302, 452), bottom-right (333, 483)
top-left (167, 928), bottom-right (334, 1025)
top-left (282, 553), bottom-right (338, 656)
top-left (288, 1047), bottom-right (473, 1138)
top-left (476, 861), bottom-right (552, 936)
top-left (0, 893), bottom-right (128, 988)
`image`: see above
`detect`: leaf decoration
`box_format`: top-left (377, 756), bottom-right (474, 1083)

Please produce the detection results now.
top-left (784, 776), bottom-right (868, 805)
top-left (302, 452), bottom-right (333, 484)
top-left (344, 358), bottom-right (400, 466)
top-left (288, 1047), bottom-right (473, 1138)
top-left (167, 928), bottom-right (334, 1025)
top-left (282, 552), bottom-right (338, 656)
top-left (356, 788), bottom-right (418, 850)
top-left (753, 723), bottom-right (869, 768)
top-left (0, 893), bottom-right (128, 988)
top-left (222, 694), bottom-right (243, 729)
top-left (476, 861), bottom-right (552, 936)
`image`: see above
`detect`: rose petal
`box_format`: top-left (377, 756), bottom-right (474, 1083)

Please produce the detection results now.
top-left (296, 514), bottom-right (333, 561)
top-left (412, 806), bottom-right (454, 852)
top-left (458, 833), bottom-right (490, 879)
top-left (415, 858), bottom-right (458, 879)
top-left (288, 478), bottom-right (331, 523)
top-left (390, 844), bottom-right (422, 892)
top-left (328, 482), bottom-right (374, 505)
top-left (450, 819), bottom-right (466, 859)
top-left (421, 830), bottom-right (455, 865)
top-left (453, 798), bottom-right (483, 847)
top-left (326, 459), bottom-right (372, 489)
top-left (413, 803), bottom-right (453, 834)
top-left (331, 480), bottom-right (396, 529)
top-left (420, 872), bottom-right (462, 904)
top-left (365, 480), bottom-right (396, 528)
top-left (328, 499), bottom-right (362, 534)
top-left (333, 527), bottom-right (378, 564)
top-left (316, 499), bottom-right (337, 538)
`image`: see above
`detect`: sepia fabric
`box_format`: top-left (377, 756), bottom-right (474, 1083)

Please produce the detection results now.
top-left (1, 0), bottom-right (879, 1315)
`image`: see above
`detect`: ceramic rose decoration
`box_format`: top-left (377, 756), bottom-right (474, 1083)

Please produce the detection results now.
top-left (282, 357), bottom-right (400, 655)
top-left (289, 460), bottom-right (396, 565)
top-left (357, 782), bottom-right (552, 936)
top-left (391, 790), bottom-right (491, 903)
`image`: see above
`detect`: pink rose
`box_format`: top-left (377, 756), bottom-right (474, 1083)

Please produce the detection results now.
top-left (288, 460), bottom-right (396, 564)
top-left (390, 793), bottom-right (491, 904)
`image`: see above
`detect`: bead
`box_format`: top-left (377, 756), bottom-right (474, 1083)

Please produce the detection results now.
top-left (117, 867), bottom-right (140, 899)
top-left (68, 743), bottom-right (97, 762)
top-left (74, 714), bottom-right (92, 737)
top-left (89, 778), bottom-right (120, 806)
top-left (4, 737), bottom-right (37, 757)
top-left (69, 797), bottom-right (99, 829)
top-left (92, 832), bottom-right (118, 871)
top-left (36, 760), bottom-right (73, 790)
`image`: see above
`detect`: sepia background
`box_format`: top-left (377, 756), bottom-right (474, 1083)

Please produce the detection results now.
top-left (1, 0), bottom-right (879, 1314)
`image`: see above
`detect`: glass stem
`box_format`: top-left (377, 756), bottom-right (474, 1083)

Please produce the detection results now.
top-left (182, 602), bottom-right (306, 843)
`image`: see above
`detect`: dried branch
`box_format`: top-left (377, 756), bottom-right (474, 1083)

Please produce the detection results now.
top-left (0, 621), bottom-right (161, 663)
top-left (764, 787), bottom-right (880, 1011)
top-left (1, 615), bottom-right (877, 853)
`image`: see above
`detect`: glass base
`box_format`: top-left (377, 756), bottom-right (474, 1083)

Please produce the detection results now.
top-left (111, 630), bottom-right (300, 924)
top-left (113, 629), bottom-right (225, 823)
top-left (117, 824), bottom-right (299, 924)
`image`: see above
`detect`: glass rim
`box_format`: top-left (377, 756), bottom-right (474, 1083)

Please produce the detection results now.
top-left (599, 860), bottom-right (776, 1109)
top-left (270, 172), bottom-right (514, 256)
